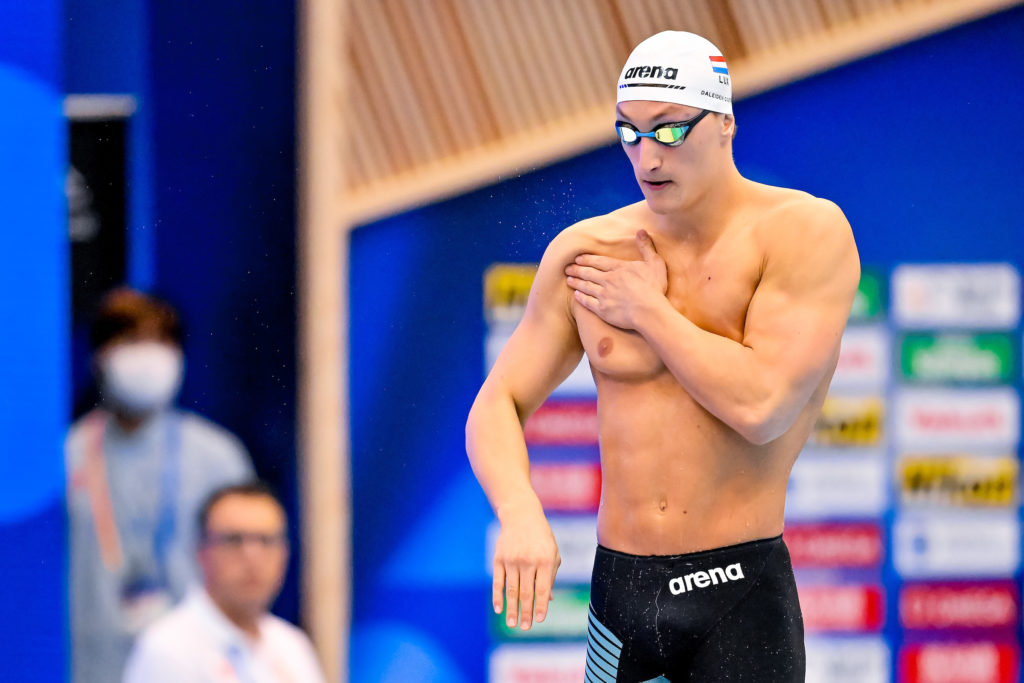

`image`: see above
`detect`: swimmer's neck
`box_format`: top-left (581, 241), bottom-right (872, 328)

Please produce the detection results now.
top-left (650, 165), bottom-right (747, 245)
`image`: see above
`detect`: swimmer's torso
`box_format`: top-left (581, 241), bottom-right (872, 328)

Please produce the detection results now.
top-left (566, 191), bottom-right (838, 555)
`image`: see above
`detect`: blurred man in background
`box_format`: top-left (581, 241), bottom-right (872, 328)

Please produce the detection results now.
top-left (123, 482), bottom-right (325, 683)
top-left (66, 287), bottom-right (254, 682)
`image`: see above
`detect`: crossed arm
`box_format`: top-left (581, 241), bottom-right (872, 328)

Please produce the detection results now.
top-left (565, 199), bottom-right (860, 444)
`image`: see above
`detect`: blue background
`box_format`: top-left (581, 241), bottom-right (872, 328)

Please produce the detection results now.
top-left (350, 7), bottom-right (1024, 681)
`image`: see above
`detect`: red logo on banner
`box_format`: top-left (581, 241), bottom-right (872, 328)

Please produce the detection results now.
top-left (900, 582), bottom-right (1019, 631)
top-left (798, 584), bottom-right (884, 632)
top-left (524, 400), bottom-right (599, 445)
top-left (530, 463), bottom-right (601, 512)
top-left (900, 642), bottom-right (1019, 683)
top-left (784, 523), bottom-right (883, 568)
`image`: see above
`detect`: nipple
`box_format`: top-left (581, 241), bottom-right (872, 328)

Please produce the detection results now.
top-left (598, 337), bottom-right (613, 357)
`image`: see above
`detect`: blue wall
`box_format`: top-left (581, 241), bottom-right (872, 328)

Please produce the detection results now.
top-left (0, 2), bottom-right (69, 680)
top-left (348, 6), bottom-right (1024, 681)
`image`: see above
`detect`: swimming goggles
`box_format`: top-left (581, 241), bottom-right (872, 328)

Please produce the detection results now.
top-left (615, 109), bottom-right (711, 147)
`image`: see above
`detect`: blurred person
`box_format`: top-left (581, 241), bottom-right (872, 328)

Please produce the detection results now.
top-left (66, 287), bottom-right (254, 683)
top-left (123, 482), bottom-right (325, 683)
top-left (466, 31), bottom-right (859, 681)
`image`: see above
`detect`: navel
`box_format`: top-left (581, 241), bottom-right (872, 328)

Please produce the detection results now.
top-left (658, 499), bottom-right (668, 513)
top-left (598, 337), bottom-right (613, 357)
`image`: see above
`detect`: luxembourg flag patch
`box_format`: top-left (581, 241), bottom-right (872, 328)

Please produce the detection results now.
top-left (710, 55), bottom-right (729, 75)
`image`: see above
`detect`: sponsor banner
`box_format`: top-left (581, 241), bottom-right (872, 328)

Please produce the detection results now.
top-left (786, 454), bottom-right (887, 519)
top-left (805, 636), bottom-right (891, 683)
top-left (893, 513), bottom-right (1020, 578)
top-left (831, 326), bottom-right (890, 390)
top-left (784, 522), bottom-right (884, 568)
top-left (850, 270), bottom-right (884, 322)
top-left (899, 581), bottom-right (1019, 631)
top-left (490, 586), bottom-right (590, 641)
top-left (530, 462), bottom-right (601, 512)
top-left (892, 263), bottom-right (1021, 330)
top-left (524, 400), bottom-right (599, 445)
top-left (798, 584), bottom-right (885, 632)
top-left (486, 517), bottom-right (597, 584)
top-left (900, 333), bottom-right (1014, 384)
top-left (897, 454), bottom-right (1018, 508)
top-left (899, 641), bottom-right (1019, 683)
top-left (484, 263), bottom-right (536, 324)
top-left (808, 396), bottom-right (884, 448)
top-left (894, 388), bottom-right (1019, 450)
top-left (489, 643), bottom-right (587, 682)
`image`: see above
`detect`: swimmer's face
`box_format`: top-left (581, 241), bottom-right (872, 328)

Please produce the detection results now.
top-left (616, 100), bottom-right (730, 214)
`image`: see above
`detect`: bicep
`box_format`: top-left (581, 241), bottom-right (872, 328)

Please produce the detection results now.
top-left (742, 203), bottom-right (860, 393)
top-left (482, 240), bottom-right (584, 421)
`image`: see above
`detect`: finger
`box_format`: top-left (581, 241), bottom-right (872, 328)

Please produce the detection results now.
top-left (534, 563), bottom-right (555, 623)
top-left (518, 566), bottom-right (537, 630)
top-left (492, 563), bottom-right (505, 614)
top-left (574, 253), bottom-right (618, 271)
top-left (566, 275), bottom-right (602, 298)
top-left (505, 566), bottom-right (520, 628)
top-left (573, 289), bottom-right (600, 314)
top-left (565, 264), bottom-right (608, 284)
top-left (636, 229), bottom-right (659, 261)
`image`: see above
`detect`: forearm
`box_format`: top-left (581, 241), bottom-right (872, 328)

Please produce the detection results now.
top-left (466, 382), bottom-right (545, 522)
top-left (634, 298), bottom-right (795, 444)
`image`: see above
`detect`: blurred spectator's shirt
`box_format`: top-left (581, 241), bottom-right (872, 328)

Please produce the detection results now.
top-left (123, 587), bottom-right (326, 683)
top-left (66, 409), bottom-right (254, 683)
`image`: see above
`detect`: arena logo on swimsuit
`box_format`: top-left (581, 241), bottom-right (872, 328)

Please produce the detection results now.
top-left (668, 563), bottom-right (744, 595)
top-left (623, 65), bottom-right (679, 80)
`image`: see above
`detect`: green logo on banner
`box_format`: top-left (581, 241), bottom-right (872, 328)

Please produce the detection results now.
top-left (901, 333), bottom-right (1013, 382)
top-left (490, 586), bottom-right (590, 641)
top-left (850, 270), bottom-right (884, 321)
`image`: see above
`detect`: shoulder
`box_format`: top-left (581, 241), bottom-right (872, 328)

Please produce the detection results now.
top-left (129, 604), bottom-right (198, 663)
top-left (545, 202), bottom-right (649, 264)
top-left (754, 189), bottom-right (854, 250)
top-left (177, 411), bottom-right (250, 461)
top-left (261, 616), bottom-right (325, 677)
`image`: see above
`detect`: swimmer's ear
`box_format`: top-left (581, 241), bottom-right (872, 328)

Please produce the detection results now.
top-left (720, 114), bottom-right (737, 141)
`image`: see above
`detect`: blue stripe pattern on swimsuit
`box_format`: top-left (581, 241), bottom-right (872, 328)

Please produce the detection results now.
top-left (585, 608), bottom-right (622, 683)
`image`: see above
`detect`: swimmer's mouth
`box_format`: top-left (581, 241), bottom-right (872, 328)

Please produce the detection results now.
top-left (643, 179), bottom-right (671, 190)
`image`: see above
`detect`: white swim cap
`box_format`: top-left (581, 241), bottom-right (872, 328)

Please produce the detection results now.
top-left (617, 31), bottom-right (733, 115)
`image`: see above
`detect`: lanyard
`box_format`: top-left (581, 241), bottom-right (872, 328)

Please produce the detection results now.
top-left (82, 409), bottom-right (182, 574)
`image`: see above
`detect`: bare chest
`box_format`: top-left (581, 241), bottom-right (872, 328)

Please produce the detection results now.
top-left (575, 246), bottom-right (762, 380)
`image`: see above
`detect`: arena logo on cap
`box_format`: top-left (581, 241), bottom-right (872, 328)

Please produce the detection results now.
top-left (622, 65), bottom-right (678, 80)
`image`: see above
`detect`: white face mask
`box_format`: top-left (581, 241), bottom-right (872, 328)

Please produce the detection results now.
top-left (101, 342), bottom-right (184, 415)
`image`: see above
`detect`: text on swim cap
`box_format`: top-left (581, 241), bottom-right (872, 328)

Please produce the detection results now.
top-left (668, 563), bottom-right (744, 595)
top-left (623, 65), bottom-right (679, 80)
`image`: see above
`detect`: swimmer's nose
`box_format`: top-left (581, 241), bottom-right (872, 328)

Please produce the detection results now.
top-left (638, 137), bottom-right (663, 173)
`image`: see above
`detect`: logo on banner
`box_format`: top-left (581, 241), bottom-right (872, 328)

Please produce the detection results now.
top-left (786, 454), bottom-right (887, 519)
top-left (900, 581), bottom-right (1019, 630)
top-left (894, 513), bottom-right (1020, 578)
top-left (529, 462), bottom-right (601, 512)
top-left (831, 327), bottom-right (890, 390)
top-left (892, 263), bottom-right (1021, 329)
top-left (895, 388), bottom-right (1020, 449)
top-left (809, 396), bottom-right (884, 447)
top-left (900, 641), bottom-right (1019, 683)
top-left (484, 263), bottom-right (537, 323)
top-left (849, 270), bottom-right (884, 322)
top-left (489, 643), bottom-right (587, 682)
top-left (901, 333), bottom-right (1013, 383)
top-left (524, 400), bottom-right (599, 445)
top-left (784, 523), bottom-right (883, 568)
top-left (805, 637), bottom-right (890, 683)
top-left (899, 454), bottom-right (1018, 507)
top-left (798, 585), bottom-right (885, 632)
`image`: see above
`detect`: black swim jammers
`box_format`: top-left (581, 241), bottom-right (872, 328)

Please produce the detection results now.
top-left (585, 535), bottom-right (804, 682)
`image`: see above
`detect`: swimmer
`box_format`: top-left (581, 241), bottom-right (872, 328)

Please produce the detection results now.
top-left (466, 31), bottom-right (859, 681)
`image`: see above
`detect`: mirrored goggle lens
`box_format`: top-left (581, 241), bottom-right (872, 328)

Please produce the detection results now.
top-left (616, 125), bottom-right (639, 144)
top-left (654, 125), bottom-right (686, 145)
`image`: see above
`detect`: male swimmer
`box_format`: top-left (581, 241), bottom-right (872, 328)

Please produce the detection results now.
top-left (467, 31), bottom-right (859, 682)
